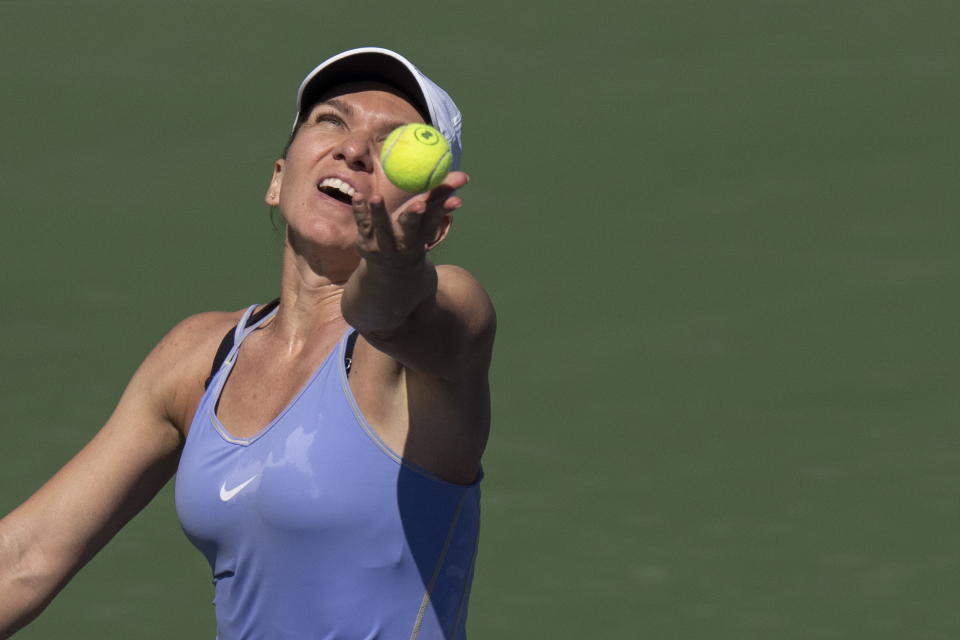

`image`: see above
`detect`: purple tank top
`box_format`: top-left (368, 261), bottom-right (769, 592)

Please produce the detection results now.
top-left (175, 305), bottom-right (481, 639)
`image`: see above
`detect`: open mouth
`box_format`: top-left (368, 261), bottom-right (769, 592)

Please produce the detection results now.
top-left (317, 177), bottom-right (356, 205)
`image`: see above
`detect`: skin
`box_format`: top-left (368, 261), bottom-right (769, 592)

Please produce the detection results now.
top-left (0, 82), bottom-right (495, 638)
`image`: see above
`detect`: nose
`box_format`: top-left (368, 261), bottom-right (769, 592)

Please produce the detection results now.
top-left (333, 131), bottom-right (374, 173)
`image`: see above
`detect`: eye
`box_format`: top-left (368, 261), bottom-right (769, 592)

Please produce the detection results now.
top-left (313, 111), bottom-right (344, 126)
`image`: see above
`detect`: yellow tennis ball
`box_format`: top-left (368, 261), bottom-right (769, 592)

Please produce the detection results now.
top-left (380, 124), bottom-right (452, 193)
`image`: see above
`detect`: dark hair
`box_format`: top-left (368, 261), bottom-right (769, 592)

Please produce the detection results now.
top-left (281, 112), bottom-right (310, 159)
top-left (270, 100), bottom-right (318, 230)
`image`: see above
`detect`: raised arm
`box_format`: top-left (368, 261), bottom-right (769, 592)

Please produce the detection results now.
top-left (0, 313), bottom-right (224, 638)
top-left (341, 171), bottom-right (496, 380)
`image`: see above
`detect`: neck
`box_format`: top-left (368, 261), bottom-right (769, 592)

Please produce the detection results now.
top-left (269, 231), bottom-right (358, 355)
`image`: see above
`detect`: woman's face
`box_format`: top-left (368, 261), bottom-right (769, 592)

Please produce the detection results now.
top-left (267, 82), bottom-right (426, 257)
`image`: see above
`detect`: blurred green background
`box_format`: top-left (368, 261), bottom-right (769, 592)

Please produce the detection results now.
top-left (1, 1), bottom-right (958, 638)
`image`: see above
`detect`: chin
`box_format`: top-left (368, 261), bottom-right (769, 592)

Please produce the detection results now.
top-left (286, 210), bottom-right (357, 249)
top-left (285, 218), bottom-right (356, 254)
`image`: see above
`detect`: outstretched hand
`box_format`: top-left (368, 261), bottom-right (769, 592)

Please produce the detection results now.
top-left (351, 171), bottom-right (468, 271)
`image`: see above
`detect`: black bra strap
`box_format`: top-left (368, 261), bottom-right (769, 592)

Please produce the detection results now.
top-left (203, 298), bottom-right (280, 390)
top-left (344, 330), bottom-right (360, 377)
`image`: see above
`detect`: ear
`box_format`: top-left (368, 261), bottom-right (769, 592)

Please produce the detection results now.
top-left (425, 213), bottom-right (453, 251)
top-left (265, 159), bottom-right (285, 206)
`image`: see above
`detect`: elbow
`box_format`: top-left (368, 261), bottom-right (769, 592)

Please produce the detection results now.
top-left (0, 527), bottom-right (63, 635)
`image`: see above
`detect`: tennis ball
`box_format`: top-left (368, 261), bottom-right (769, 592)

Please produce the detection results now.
top-left (380, 124), bottom-right (452, 193)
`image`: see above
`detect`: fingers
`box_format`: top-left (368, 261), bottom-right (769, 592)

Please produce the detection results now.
top-left (397, 207), bottom-right (423, 248)
top-left (443, 171), bottom-right (470, 190)
top-left (367, 195), bottom-right (397, 252)
top-left (351, 192), bottom-right (374, 240)
top-left (352, 193), bottom-right (396, 254)
top-left (418, 195), bottom-right (456, 240)
top-left (440, 195), bottom-right (463, 211)
top-left (352, 171), bottom-right (469, 260)
top-left (417, 172), bottom-right (467, 239)
top-left (353, 192), bottom-right (416, 260)
top-left (424, 171), bottom-right (468, 205)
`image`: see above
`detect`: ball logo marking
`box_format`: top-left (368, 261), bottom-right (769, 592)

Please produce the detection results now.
top-left (414, 126), bottom-right (440, 145)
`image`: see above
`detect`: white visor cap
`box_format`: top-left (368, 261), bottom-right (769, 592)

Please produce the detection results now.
top-left (293, 47), bottom-right (462, 170)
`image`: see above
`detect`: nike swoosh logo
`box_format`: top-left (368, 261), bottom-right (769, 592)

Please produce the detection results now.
top-left (219, 476), bottom-right (257, 502)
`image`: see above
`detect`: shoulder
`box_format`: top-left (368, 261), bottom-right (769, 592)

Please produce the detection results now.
top-left (434, 264), bottom-right (497, 339)
top-left (150, 309), bottom-right (244, 369)
top-left (435, 263), bottom-right (489, 296)
top-left (135, 308), bottom-right (248, 431)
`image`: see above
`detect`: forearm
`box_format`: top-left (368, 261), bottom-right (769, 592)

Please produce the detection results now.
top-left (341, 257), bottom-right (439, 336)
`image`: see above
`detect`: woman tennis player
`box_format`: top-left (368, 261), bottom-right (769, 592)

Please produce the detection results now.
top-left (0, 47), bottom-right (495, 639)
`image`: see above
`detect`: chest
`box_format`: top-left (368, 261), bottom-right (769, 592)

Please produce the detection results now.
top-left (215, 333), bottom-right (351, 440)
top-left (177, 358), bottom-right (407, 541)
top-left (216, 358), bottom-right (320, 440)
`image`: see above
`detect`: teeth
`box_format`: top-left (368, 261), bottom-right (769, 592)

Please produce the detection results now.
top-left (318, 177), bottom-right (356, 198)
